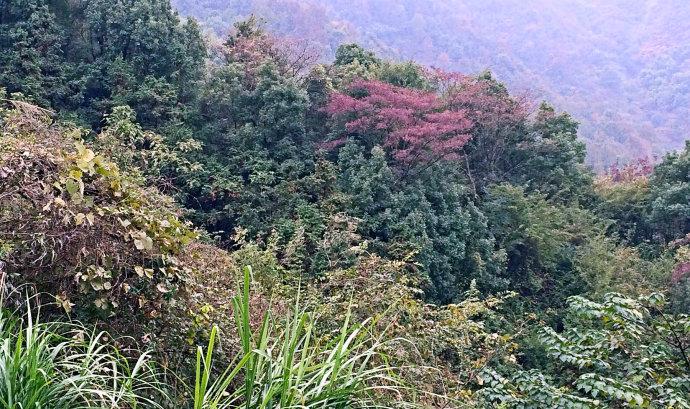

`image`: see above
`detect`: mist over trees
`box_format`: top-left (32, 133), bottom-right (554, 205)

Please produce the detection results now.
top-left (172, 0), bottom-right (690, 169)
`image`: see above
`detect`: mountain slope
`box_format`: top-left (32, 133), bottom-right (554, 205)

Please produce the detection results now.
top-left (172, 0), bottom-right (690, 168)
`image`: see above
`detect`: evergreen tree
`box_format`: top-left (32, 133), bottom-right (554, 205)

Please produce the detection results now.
top-left (0, 0), bottom-right (69, 105)
top-left (0, 0), bottom-right (206, 127)
top-left (338, 142), bottom-right (502, 303)
top-left (648, 141), bottom-right (690, 243)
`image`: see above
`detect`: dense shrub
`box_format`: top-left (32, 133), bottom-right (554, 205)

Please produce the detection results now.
top-left (479, 292), bottom-right (690, 407)
top-left (0, 101), bottom-right (196, 318)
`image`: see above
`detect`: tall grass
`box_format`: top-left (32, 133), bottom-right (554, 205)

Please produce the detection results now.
top-left (0, 267), bottom-right (407, 408)
top-left (192, 266), bottom-right (404, 409)
top-left (0, 301), bottom-right (164, 409)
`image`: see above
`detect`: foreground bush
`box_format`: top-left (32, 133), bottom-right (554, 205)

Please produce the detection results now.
top-left (0, 266), bottom-right (409, 408)
top-left (0, 101), bottom-right (408, 408)
top-left (0, 100), bottom-right (197, 318)
top-left (479, 292), bottom-right (690, 408)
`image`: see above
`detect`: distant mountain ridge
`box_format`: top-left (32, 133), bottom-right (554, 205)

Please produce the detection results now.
top-left (171, 0), bottom-right (690, 168)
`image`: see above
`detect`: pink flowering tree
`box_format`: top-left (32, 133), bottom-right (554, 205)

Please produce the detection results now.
top-left (323, 79), bottom-right (472, 167)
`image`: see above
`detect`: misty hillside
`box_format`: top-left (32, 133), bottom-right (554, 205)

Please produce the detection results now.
top-left (172, 0), bottom-right (690, 168)
top-left (3, 0), bottom-right (690, 406)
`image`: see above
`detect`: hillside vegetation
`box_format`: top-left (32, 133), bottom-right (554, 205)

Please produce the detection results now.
top-left (1, 0), bottom-right (690, 407)
top-left (172, 0), bottom-right (690, 168)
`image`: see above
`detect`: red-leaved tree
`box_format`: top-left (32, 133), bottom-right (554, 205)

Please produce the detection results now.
top-left (607, 157), bottom-right (655, 182)
top-left (324, 79), bottom-right (472, 166)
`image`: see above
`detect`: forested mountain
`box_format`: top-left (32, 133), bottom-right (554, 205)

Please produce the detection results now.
top-left (2, 0), bottom-right (690, 407)
top-left (171, 0), bottom-right (690, 169)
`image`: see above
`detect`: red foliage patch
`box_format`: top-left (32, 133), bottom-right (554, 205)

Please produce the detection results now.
top-left (324, 79), bottom-right (472, 165)
top-left (672, 261), bottom-right (690, 284)
top-left (607, 157), bottom-right (654, 182)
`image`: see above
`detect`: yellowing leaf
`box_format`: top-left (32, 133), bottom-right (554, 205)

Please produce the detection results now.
top-left (55, 294), bottom-right (74, 314)
top-left (75, 213), bottom-right (86, 226)
top-left (75, 142), bottom-right (96, 172)
top-left (68, 169), bottom-right (83, 180)
top-left (134, 266), bottom-right (145, 277)
top-left (134, 235), bottom-right (153, 251)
